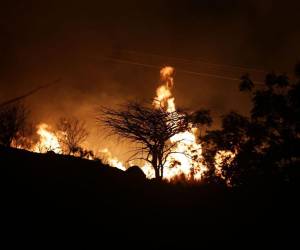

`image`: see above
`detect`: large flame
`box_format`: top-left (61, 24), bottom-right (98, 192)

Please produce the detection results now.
top-left (103, 66), bottom-right (235, 181)
top-left (146, 66), bottom-right (207, 180)
top-left (153, 66), bottom-right (175, 112)
top-left (33, 123), bottom-right (62, 154)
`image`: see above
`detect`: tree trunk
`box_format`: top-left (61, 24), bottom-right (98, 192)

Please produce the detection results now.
top-left (155, 168), bottom-right (161, 179)
top-left (152, 151), bottom-right (162, 180)
top-left (160, 166), bottom-right (164, 179)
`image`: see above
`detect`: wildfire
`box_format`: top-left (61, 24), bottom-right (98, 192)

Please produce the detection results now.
top-left (11, 65), bottom-right (234, 182)
top-left (33, 123), bottom-right (62, 154)
top-left (147, 66), bottom-right (207, 180)
top-left (98, 66), bottom-right (209, 180)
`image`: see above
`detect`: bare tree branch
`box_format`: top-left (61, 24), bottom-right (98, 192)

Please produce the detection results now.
top-left (98, 101), bottom-right (189, 179)
top-left (56, 117), bottom-right (89, 156)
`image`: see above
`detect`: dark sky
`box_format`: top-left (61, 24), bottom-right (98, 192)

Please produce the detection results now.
top-left (0, 0), bottom-right (300, 154)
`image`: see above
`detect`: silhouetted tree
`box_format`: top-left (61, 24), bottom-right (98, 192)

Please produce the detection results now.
top-left (0, 102), bottom-right (29, 147)
top-left (11, 122), bottom-right (35, 150)
top-left (100, 102), bottom-right (190, 179)
top-left (202, 65), bottom-right (300, 186)
top-left (56, 117), bottom-right (89, 156)
top-left (189, 109), bottom-right (212, 132)
top-left (201, 112), bottom-right (265, 186)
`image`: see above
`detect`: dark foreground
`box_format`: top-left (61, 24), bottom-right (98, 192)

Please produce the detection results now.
top-left (1, 146), bottom-right (299, 247)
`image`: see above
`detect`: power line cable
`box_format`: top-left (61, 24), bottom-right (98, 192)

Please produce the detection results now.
top-left (122, 49), bottom-right (268, 74)
top-left (0, 78), bottom-right (61, 108)
top-left (101, 56), bottom-right (265, 85)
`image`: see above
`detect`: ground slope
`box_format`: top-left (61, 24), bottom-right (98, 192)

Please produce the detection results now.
top-left (1, 146), bottom-right (298, 246)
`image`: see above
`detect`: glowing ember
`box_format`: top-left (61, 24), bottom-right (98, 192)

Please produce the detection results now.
top-left (34, 123), bottom-right (62, 154)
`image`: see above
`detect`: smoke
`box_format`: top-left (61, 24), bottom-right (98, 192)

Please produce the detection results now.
top-left (1, 0), bottom-right (299, 156)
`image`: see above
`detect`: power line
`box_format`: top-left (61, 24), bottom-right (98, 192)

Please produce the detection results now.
top-left (0, 78), bottom-right (61, 108)
top-left (122, 49), bottom-right (268, 74)
top-left (101, 56), bottom-right (265, 85)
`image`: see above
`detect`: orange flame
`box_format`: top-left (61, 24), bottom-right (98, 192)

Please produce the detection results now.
top-left (150, 66), bottom-right (207, 180)
top-left (103, 66), bottom-right (207, 180)
top-left (99, 148), bottom-right (126, 171)
top-left (153, 66), bottom-right (175, 112)
top-left (12, 66), bottom-right (235, 182)
top-left (33, 123), bottom-right (62, 154)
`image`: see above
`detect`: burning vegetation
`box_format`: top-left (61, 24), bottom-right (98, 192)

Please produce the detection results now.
top-left (34, 123), bottom-right (62, 154)
top-left (100, 66), bottom-right (234, 181)
top-left (0, 63), bottom-right (299, 187)
top-left (0, 66), bottom-right (235, 181)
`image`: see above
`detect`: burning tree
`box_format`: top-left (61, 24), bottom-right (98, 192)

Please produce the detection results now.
top-left (0, 102), bottom-right (29, 147)
top-left (56, 117), bottom-right (89, 155)
top-left (98, 66), bottom-right (209, 181)
top-left (100, 102), bottom-right (190, 179)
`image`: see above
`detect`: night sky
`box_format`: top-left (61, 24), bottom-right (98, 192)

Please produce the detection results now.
top-left (1, 0), bottom-right (300, 155)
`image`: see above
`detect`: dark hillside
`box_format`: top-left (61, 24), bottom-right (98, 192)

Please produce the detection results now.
top-left (1, 146), bottom-right (298, 246)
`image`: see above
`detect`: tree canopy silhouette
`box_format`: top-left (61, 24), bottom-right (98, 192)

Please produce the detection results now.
top-left (99, 102), bottom-right (190, 179)
top-left (201, 65), bottom-right (300, 186)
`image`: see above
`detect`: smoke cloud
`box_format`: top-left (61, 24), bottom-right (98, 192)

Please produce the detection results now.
top-left (1, 0), bottom-right (299, 157)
